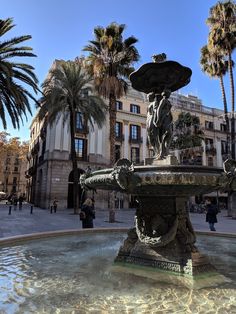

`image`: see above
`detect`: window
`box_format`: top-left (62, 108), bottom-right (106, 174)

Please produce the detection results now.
top-left (14, 167), bottom-right (18, 172)
top-left (76, 112), bottom-right (85, 130)
top-left (14, 158), bottom-right (19, 165)
top-left (208, 157), bottom-right (214, 167)
top-left (115, 122), bottom-right (123, 139)
top-left (116, 101), bottom-right (123, 110)
top-left (130, 104), bottom-right (140, 114)
top-left (221, 141), bottom-right (227, 154)
top-left (130, 124), bottom-right (141, 141)
top-left (205, 138), bottom-right (216, 155)
top-left (220, 124), bottom-right (227, 132)
top-left (205, 138), bottom-right (213, 147)
top-left (13, 177), bottom-right (17, 184)
top-left (115, 145), bottom-right (121, 162)
top-left (75, 138), bottom-right (87, 160)
top-left (205, 120), bottom-right (214, 129)
top-left (131, 147), bottom-right (140, 164)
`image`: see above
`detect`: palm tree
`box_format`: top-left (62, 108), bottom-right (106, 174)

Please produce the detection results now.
top-left (83, 22), bottom-right (140, 165)
top-left (207, 0), bottom-right (236, 158)
top-left (200, 44), bottom-right (230, 154)
top-left (0, 18), bottom-right (38, 129)
top-left (38, 60), bottom-right (107, 214)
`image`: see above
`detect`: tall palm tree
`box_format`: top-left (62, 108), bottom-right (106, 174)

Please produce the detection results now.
top-left (0, 18), bottom-right (38, 129)
top-left (83, 22), bottom-right (140, 165)
top-left (38, 60), bottom-right (107, 214)
top-left (200, 44), bottom-right (230, 154)
top-left (207, 0), bottom-right (236, 158)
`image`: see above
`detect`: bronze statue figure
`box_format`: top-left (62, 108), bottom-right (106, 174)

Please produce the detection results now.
top-left (147, 89), bottom-right (173, 159)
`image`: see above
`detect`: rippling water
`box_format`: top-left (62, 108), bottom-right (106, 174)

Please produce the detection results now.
top-left (0, 233), bottom-right (236, 313)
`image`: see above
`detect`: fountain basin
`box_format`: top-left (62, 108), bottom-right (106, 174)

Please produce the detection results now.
top-left (83, 164), bottom-right (226, 196)
top-left (0, 230), bottom-right (235, 313)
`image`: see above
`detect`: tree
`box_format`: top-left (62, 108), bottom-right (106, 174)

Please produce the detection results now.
top-left (83, 22), bottom-right (140, 165)
top-left (171, 112), bottom-right (204, 164)
top-left (207, 1), bottom-right (236, 158)
top-left (0, 18), bottom-right (38, 129)
top-left (38, 60), bottom-right (107, 214)
top-left (200, 45), bottom-right (230, 154)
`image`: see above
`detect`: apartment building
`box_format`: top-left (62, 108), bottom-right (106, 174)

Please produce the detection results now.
top-left (26, 63), bottom-right (229, 210)
top-left (0, 152), bottom-right (27, 197)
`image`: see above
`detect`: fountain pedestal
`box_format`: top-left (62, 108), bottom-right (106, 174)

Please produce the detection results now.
top-left (115, 195), bottom-right (216, 279)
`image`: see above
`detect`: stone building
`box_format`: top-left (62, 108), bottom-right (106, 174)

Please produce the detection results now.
top-left (0, 151), bottom-right (27, 197)
top-left (26, 61), bottom-right (230, 210)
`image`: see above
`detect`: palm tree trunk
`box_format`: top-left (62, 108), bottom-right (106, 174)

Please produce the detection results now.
top-left (219, 75), bottom-right (230, 154)
top-left (228, 51), bottom-right (235, 159)
top-left (108, 95), bottom-right (117, 222)
top-left (69, 108), bottom-right (79, 214)
top-left (109, 95), bottom-right (117, 166)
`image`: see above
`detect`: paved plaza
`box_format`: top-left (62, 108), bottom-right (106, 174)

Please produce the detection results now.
top-left (0, 201), bottom-right (235, 238)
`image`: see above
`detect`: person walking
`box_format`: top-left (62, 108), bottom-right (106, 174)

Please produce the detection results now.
top-left (13, 194), bottom-right (18, 211)
top-left (80, 198), bottom-right (95, 228)
top-left (53, 197), bottom-right (58, 213)
top-left (18, 194), bottom-right (24, 210)
top-left (205, 199), bottom-right (218, 231)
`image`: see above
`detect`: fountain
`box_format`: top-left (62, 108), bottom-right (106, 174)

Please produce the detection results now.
top-left (1, 55), bottom-right (236, 312)
top-left (81, 54), bottom-right (234, 288)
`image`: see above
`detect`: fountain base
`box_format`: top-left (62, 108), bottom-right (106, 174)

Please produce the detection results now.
top-left (113, 262), bottom-right (230, 289)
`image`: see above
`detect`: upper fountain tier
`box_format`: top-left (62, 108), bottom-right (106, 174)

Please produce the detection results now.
top-left (130, 59), bottom-right (192, 95)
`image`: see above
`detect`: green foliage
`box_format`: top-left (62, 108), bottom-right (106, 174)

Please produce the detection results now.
top-left (171, 112), bottom-right (204, 150)
top-left (83, 22), bottom-right (140, 164)
top-left (0, 18), bottom-right (38, 129)
top-left (0, 131), bottom-right (29, 160)
top-left (38, 60), bottom-right (107, 129)
top-left (83, 22), bottom-right (140, 99)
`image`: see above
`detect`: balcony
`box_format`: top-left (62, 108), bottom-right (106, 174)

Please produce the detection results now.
top-left (76, 154), bottom-right (89, 162)
top-left (129, 136), bottom-right (143, 144)
top-left (205, 144), bottom-right (216, 155)
top-left (75, 126), bottom-right (89, 134)
top-left (115, 134), bottom-right (124, 142)
top-left (131, 158), bottom-right (140, 165)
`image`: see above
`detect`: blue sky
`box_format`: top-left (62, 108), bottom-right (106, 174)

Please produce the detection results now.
top-left (1, 0), bottom-right (235, 140)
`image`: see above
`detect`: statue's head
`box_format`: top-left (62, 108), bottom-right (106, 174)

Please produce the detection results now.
top-left (161, 89), bottom-right (171, 98)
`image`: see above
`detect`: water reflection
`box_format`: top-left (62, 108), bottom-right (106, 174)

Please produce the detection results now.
top-left (0, 233), bottom-right (235, 313)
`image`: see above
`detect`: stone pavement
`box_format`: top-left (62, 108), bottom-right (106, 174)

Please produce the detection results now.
top-left (0, 202), bottom-right (235, 238)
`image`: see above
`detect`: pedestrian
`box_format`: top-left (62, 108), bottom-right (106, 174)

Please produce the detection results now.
top-left (18, 194), bottom-right (24, 210)
top-left (80, 198), bottom-right (95, 228)
top-left (205, 198), bottom-right (218, 231)
top-left (53, 197), bottom-right (58, 213)
top-left (13, 194), bottom-right (18, 210)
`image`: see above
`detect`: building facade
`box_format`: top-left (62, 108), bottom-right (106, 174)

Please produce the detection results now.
top-left (26, 62), bottom-right (230, 210)
top-left (0, 152), bottom-right (27, 198)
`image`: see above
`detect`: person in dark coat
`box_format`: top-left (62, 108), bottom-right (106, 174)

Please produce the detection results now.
top-left (18, 194), bottom-right (24, 210)
top-left (205, 199), bottom-right (218, 231)
top-left (81, 198), bottom-right (95, 228)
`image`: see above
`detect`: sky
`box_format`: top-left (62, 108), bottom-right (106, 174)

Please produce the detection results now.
top-left (1, 0), bottom-right (235, 141)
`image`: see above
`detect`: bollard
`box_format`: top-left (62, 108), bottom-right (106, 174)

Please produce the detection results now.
top-left (8, 206), bottom-right (12, 215)
top-left (30, 205), bottom-right (33, 214)
top-left (50, 206), bottom-right (53, 214)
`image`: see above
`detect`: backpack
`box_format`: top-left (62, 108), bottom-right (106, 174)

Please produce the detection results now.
top-left (79, 211), bottom-right (86, 221)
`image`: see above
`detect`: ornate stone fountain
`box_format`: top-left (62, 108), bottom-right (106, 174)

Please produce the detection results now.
top-left (81, 55), bottom-right (234, 287)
